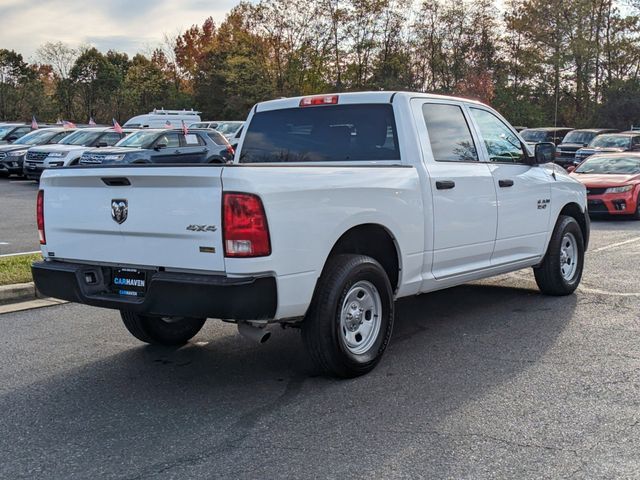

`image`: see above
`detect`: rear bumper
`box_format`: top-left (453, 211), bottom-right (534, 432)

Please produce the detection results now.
top-left (32, 260), bottom-right (277, 320)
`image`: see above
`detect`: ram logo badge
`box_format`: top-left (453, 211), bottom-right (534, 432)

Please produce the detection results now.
top-left (111, 199), bottom-right (128, 224)
top-left (186, 224), bottom-right (217, 232)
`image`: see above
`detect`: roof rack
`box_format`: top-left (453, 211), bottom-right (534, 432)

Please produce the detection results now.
top-left (150, 108), bottom-right (201, 116)
top-left (629, 125), bottom-right (640, 131)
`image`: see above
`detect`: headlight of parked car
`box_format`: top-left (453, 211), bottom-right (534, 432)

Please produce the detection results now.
top-left (8, 150), bottom-right (28, 156)
top-left (47, 152), bottom-right (66, 158)
top-left (605, 185), bottom-right (633, 193)
top-left (103, 154), bottom-right (125, 161)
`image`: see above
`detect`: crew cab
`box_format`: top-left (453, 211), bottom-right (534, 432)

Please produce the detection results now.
top-left (32, 92), bottom-right (589, 378)
top-left (78, 128), bottom-right (233, 166)
top-left (0, 127), bottom-right (75, 177)
top-left (23, 127), bottom-right (134, 179)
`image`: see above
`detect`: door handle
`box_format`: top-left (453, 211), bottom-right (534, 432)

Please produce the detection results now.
top-left (436, 180), bottom-right (455, 190)
top-left (499, 179), bottom-right (514, 187)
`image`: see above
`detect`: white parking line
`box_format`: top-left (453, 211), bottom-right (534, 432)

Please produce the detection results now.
top-left (592, 236), bottom-right (640, 253)
top-left (0, 251), bottom-right (40, 258)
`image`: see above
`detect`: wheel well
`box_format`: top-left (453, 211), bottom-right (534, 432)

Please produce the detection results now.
top-left (559, 203), bottom-right (589, 249)
top-left (326, 224), bottom-right (400, 291)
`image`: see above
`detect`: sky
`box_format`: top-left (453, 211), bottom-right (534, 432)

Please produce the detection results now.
top-left (0, 0), bottom-right (239, 62)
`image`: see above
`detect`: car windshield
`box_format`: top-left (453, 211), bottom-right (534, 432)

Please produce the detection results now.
top-left (520, 130), bottom-right (549, 142)
top-left (589, 135), bottom-right (631, 148)
top-left (562, 131), bottom-right (597, 145)
top-left (116, 130), bottom-right (159, 148)
top-left (575, 156), bottom-right (640, 174)
top-left (59, 130), bottom-right (103, 146)
top-left (13, 130), bottom-right (57, 145)
top-left (0, 126), bottom-right (16, 138)
top-left (215, 122), bottom-right (242, 135)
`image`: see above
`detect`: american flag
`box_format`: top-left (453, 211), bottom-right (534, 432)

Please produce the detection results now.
top-left (62, 120), bottom-right (76, 129)
top-left (112, 118), bottom-right (123, 134)
top-left (181, 120), bottom-right (188, 136)
top-left (88, 117), bottom-right (97, 126)
top-left (31, 116), bottom-right (39, 130)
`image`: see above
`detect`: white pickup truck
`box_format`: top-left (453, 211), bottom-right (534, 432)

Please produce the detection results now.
top-left (32, 92), bottom-right (589, 378)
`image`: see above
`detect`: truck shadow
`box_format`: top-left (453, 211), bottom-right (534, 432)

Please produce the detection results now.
top-left (0, 280), bottom-right (576, 478)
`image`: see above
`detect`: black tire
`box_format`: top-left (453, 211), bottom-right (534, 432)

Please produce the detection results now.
top-left (632, 195), bottom-right (640, 220)
top-left (120, 311), bottom-right (206, 346)
top-left (302, 254), bottom-right (394, 378)
top-left (534, 215), bottom-right (584, 296)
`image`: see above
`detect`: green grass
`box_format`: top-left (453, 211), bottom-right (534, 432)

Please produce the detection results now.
top-left (0, 253), bottom-right (42, 286)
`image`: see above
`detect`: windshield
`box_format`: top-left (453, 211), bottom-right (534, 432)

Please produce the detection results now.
top-left (0, 126), bottom-right (15, 138)
top-left (215, 122), bottom-right (242, 135)
top-left (60, 130), bottom-right (102, 146)
top-left (575, 156), bottom-right (640, 174)
top-left (116, 130), bottom-right (159, 148)
top-left (589, 135), bottom-right (631, 148)
top-left (241, 104), bottom-right (400, 163)
top-left (520, 130), bottom-right (549, 142)
top-left (14, 130), bottom-right (57, 145)
top-left (562, 131), bottom-right (597, 145)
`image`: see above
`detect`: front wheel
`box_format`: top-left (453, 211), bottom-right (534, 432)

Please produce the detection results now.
top-left (534, 215), bottom-right (584, 295)
top-left (120, 311), bottom-right (206, 346)
top-left (302, 254), bottom-right (394, 378)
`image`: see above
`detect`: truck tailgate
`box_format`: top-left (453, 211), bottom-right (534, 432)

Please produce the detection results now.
top-left (40, 167), bottom-right (225, 273)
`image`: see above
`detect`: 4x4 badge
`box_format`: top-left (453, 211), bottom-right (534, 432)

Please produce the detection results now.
top-left (111, 199), bottom-right (128, 224)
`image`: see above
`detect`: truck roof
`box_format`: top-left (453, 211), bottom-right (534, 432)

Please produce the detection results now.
top-left (255, 91), bottom-right (485, 112)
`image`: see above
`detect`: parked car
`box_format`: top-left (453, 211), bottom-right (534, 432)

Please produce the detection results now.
top-left (23, 127), bottom-right (134, 180)
top-left (520, 127), bottom-right (573, 146)
top-left (123, 109), bottom-right (201, 129)
top-left (32, 92), bottom-right (589, 378)
top-left (555, 128), bottom-right (619, 168)
top-left (573, 133), bottom-right (640, 164)
top-left (190, 121), bottom-right (244, 140)
top-left (0, 127), bottom-right (76, 177)
top-left (569, 153), bottom-right (640, 218)
top-left (0, 123), bottom-right (33, 145)
top-left (79, 128), bottom-right (233, 165)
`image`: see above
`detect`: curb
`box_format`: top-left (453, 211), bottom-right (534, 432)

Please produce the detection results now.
top-left (0, 282), bottom-right (41, 305)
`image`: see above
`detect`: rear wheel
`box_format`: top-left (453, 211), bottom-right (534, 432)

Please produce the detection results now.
top-left (120, 311), bottom-right (206, 346)
top-left (534, 215), bottom-right (584, 295)
top-left (302, 254), bottom-right (394, 378)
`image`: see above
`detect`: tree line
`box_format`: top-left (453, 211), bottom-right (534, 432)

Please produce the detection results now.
top-left (1, 0), bottom-right (640, 129)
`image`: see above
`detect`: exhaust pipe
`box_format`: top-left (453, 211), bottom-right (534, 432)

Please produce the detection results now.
top-left (237, 322), bottom-right (271, 344)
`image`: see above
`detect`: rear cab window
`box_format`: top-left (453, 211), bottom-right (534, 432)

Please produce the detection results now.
top-left (240, 104), bottom-right (400, 163)
top-left (421, 103), bottom-right (478, 162)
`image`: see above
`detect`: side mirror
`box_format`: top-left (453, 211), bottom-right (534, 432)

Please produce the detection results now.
top-left (566, 166), bottom-right (576, 173)
top-left (534, 142), bottom-right (555, 164)
top-left (97, 141), bottom-right (108, 148)
top-left (6, 136), bottom-right (17, 143)
top-left (154, 143), bottom-right (167, 151)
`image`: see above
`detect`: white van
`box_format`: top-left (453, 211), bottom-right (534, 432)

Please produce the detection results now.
top-left (123, 109), bottom-right (201, 129)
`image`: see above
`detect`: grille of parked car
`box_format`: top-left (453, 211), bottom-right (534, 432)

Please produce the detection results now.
top-left (586, 187), bottom-right (607, 195)
top-left (587, 199), bottom-right (608, 212)
top-left (25, 151), bottom-right (48, 162)
top-left (0, 152), bottom-right (6, 160)
top-left (79, 153), bottom-right (105, 164)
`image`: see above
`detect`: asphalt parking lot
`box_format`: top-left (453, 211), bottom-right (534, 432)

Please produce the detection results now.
top-left (0, 178), bottom-right (39, 255)
top-left (0, 213), bottom-right (638, 478)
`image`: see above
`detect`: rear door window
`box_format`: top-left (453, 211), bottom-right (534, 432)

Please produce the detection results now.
top-left (422, 103), bottom-right (478, 162)
top-left (240, 104), bottom-right (399, 163)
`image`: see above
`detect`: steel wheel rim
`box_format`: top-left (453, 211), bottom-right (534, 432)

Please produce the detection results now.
top-left (559, 232), bottom-right (578, 281)
top-left (339, 280), bottom-right (382, 355)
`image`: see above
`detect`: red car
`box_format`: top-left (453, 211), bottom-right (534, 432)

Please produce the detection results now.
top-left (569, 152), bottom-right (640, 219)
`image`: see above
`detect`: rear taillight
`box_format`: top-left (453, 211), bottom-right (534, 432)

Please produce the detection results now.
top-left (299, 95), bottom-right (339, 107)
top-left (223, 193), bottom-right (271, 257)
top-left (36, 189), bottom-right (45, 245)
